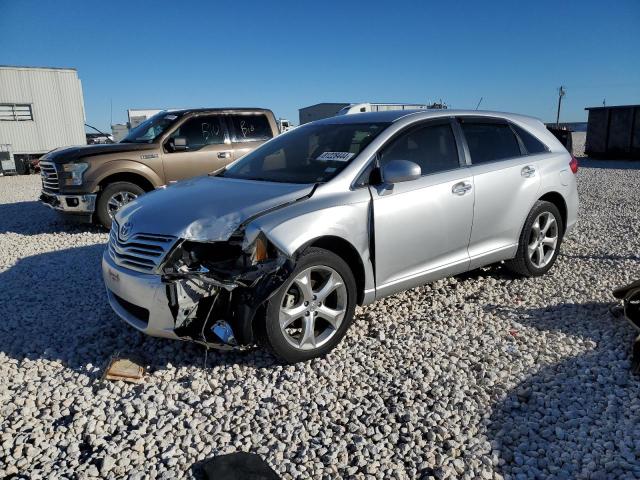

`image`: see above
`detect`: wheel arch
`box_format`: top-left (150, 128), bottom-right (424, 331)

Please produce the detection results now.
top-left (298, 235), bottom-right (366, 305)
top-left (98, 171), bottom-right (156, 192)
top-left (538, 191), bottom-right (568, 234)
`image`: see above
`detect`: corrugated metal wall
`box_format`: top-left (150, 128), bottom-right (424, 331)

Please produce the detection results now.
top-left (0, 66), bottom-right (86, 155)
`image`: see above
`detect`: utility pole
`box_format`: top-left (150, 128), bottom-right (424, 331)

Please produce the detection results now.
top-left (556, 86), bottom-right (565, 127)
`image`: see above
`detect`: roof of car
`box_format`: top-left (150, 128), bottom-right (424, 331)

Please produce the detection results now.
top-left (313, 109), bottom-right (542, 125)
top-left (167, 108), bottom-right (272, 115)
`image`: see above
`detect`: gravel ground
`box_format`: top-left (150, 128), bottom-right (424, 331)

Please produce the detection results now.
top-left (1, 165), bottom-right (639, 480)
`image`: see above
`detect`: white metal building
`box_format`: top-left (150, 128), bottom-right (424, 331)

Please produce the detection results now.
top-left (128, 109), bottom-right (162, 128)
top-left (0, 66), bottom-right (86, 162)
top-left (111, 123), bottom-right (129, 143)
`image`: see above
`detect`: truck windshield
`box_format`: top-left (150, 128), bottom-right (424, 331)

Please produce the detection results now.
top-left (221, 122), bottom-right (389, 183)
top-left (121, 112), bottom-right (182, 144)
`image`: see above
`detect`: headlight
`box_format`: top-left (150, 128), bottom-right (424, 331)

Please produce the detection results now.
top-left (62, 162), bottom-right (89, 186)
top-left (251, 235), bottom-right (270, 264)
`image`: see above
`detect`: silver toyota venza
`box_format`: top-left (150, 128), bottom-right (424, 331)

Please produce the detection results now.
top-left (103, 110), bottom-right (578, 362)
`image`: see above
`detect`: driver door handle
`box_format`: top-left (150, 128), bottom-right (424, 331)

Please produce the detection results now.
top-left (218, 151), bottom-right (232, 159)
top-left (452, 181), bottom-right (472, 196)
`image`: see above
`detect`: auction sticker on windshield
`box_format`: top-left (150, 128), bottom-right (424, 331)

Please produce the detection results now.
top-left (316, 152), bottom-right (355, 162)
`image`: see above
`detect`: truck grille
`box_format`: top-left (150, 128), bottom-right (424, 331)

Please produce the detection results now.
top-left (108, 222), bottom-right (177, 273)
top-left (40, 162), bottom-right (59, 192)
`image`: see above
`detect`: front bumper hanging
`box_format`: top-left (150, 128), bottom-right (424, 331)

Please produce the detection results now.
top-left (102, 236), bottom-right (294, 350)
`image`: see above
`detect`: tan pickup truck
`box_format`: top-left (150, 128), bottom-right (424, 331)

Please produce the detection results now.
top-left (39, 108), bottom-right (279, 228)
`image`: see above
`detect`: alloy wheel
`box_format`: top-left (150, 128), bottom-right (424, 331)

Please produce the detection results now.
top-left (527, 211), bottom-right (558, 269)
top-left (279, 265), bottom-right (348, 350)
top-left (107, 191), bottom-right (137, 218)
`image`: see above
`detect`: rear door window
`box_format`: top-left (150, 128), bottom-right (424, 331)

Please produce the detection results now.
top-left (230, 114), bottom-right (273, 142)
top-left (379, 122), bottom-right (460, 176)
top-left (511, 124), bottom-right (548, 154)
top-left (460, 121), bottom-right (522, 164)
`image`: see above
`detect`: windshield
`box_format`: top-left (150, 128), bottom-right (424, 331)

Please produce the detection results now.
top-left (221, 122), bottom-right (389, 183)
top-left (121, 111), bottom-right (183, 143)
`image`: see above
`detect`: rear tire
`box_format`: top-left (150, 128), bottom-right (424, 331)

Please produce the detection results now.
top-left (506, 200), bottom-right (564, 277)
top-left (262, 247), bottom-right (357, 363)
top-left (96, 181), bottom-right (145, 229)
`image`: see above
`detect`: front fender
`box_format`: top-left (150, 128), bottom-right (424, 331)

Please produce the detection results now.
top-left (246, 188), bottom-right (376, 303)
top-left (85, 160), bottom-right (164, 192)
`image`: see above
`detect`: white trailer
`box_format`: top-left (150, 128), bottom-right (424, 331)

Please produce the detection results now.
top-left (0, 65), bottom-right (86, 173)
top-left (337, 102), bottom-right (432, 115)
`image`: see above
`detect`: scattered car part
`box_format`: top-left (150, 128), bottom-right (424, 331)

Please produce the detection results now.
top-left (613, 279), bottom-right (640, 331)
top-left (102, 355), bottom-right (145, 383)
top-left (200, 452), bottom-right (280, 480)
top-left (612, 279), bottom-right (640, 374)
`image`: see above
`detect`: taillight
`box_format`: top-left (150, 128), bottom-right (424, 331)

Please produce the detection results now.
top-left (569, 155), bottom-right (578, 174)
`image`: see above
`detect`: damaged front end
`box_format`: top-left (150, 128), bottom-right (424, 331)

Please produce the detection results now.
top-left (161, 232), bottom-right (293, 349)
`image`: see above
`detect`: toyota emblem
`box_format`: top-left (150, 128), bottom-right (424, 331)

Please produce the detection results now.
top-left (120, 221), bottom-right (133, 241)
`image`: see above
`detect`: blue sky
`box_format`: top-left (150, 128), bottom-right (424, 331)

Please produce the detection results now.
top-left (1, 0), bottom-right (639, 130)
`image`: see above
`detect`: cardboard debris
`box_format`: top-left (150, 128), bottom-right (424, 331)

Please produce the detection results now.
top-left (103, 356), bottom-right (144, 383)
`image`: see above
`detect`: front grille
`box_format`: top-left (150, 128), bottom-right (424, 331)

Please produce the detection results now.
top-left (40, 161), bottom-right (59, 192)
top-left (108, 222), bottom-right (177, 273)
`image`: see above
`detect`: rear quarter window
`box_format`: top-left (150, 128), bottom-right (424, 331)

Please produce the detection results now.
top-left (230, 114), bottom-right (273, 142)
top-left (461, 121), bottom-right (522, 164)
top-left (512, 124), bottom-right (548, 154)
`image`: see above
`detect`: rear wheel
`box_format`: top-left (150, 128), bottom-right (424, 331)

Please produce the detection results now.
top-left (262, 247), bottom-right (357, 363)
top-left (96, 181), bottom-right (145, 229)
top-left (506, 200), bottom-right (564, 277)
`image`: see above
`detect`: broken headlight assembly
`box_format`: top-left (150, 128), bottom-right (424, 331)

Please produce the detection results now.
top-left (162, 233), bottom-right (284, 287)
top-left (160, 233), bottom-right (292, 347)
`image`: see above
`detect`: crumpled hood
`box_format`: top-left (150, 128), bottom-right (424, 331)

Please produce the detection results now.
top-left (115, 176), bottom-right (314, 241)
top-left (45, 142), bottom-right (156, 163)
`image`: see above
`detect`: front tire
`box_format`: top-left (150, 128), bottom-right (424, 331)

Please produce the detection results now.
top-left (262, 247), bottom-right (357, 363)
top-left (506, 200), bottom-right (564, 277)
top-left (96, 181), bottom-right (145, 229)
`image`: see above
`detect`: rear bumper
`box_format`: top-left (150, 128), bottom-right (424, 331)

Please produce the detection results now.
top-left (40, 191), bottom-right (97, 214)
top-left (102, 251), bottom-right (180, 340)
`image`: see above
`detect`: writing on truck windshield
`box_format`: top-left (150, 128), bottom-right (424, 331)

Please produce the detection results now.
top-left (222, 122), bottom-right (389, 183)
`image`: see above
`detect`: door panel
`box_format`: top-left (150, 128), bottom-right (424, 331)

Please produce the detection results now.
top-left (371, 169), bottom-right (474, 297)
top-left (162, 114), bottom-right (233, 182)
top-left (467, 157), bottom-right (541, 267)
top-left (457, 117), bottom-right (543, 268)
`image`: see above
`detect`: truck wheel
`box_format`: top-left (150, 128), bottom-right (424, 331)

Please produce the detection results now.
top-left (505, 200), bottom-right (564, 277)
top-left (96, 182), bottom-right (145, 229)
top-left (261, 247), bottom-right (357, 363)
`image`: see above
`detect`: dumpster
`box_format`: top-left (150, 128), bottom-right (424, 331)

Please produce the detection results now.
top-left (546, 126), bottom-right (573, 154)
top-left (585, 105), bottom-right (640, 159)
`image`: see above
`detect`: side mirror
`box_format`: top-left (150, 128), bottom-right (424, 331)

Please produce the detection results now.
top-left (172, 136), bottom-right (188, 152)
top-left (381, 160), bottom-right (421, 184)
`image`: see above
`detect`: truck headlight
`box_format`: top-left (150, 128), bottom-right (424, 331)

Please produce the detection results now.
top-left (62, 163), bottom-right (89, 186)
